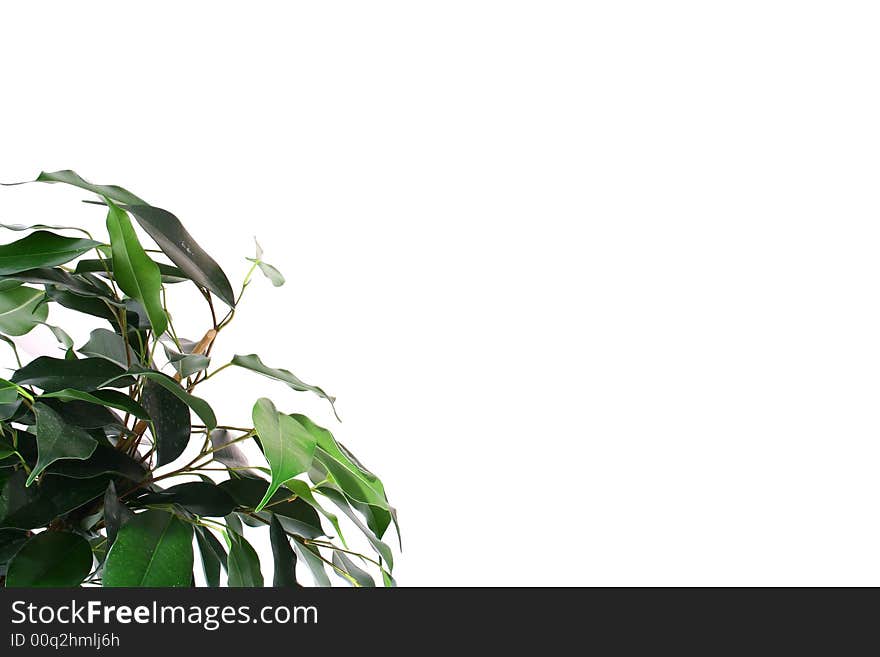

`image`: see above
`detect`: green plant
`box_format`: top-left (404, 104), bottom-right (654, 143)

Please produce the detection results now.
top-left (0, 171), bottom-right (397, 587)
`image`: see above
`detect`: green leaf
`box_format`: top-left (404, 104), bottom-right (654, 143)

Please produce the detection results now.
top-left (12, 356), bottom-right (132, 393)
top-left (227, 530), bottom-right (263, 587)
top-left (0, 230), bottom-right (101, 275)
top-left (40, 388), bottom-right (150, 421)
top-left (40, 398), bottom-right (120, 430)
top-left (114, 368), bottom-right (216, 430)
top-left (195, 526), bottom-right (226, 587)
top-left (219, 478), bottom-right (323, 539)
top-left (34, 170), bottom-right (146, 205)
top-left (104, 481), bottom-right (133, 549)
top-left (232, 355), bottom-right (338, 421)
top-left (4, 268), bottom-right (116, 300)
top-left (293, 413), bottom-right (394, 525)
top-left (315, 484), bottom-right (394, 569)
top-left (0, 469), bottom-right (109, 529)
top-left (283, 479), bottom-right (346, 545)
top-left (251, 398), bottom-right (317, 512)
top-left (43, 324), bottom-right (73, 349)
top-left (5, 531), bottom-right (92, 587)
top-left (27, 402), bottom-right (98, 486)
top-left (250, 239), bottom-right (285, 287)
top-left (209, 429), bottom-right (253, 473)
top-left (0, 529), bottom-right (28, 567)
top-left (79, 328), bottom-right (139, 368)
top-left (140, 377), bottom-right (191, 466)
top-left (291, 540), bottom-right (330, 587)
top-left (162, 343), bottom-right (210, 378)
top-left (269, 514), bottom-right (301, 587)
top-left (0, 220), bottom-right (92, 238)
top-left (331, 551), bottom-right (375, 588)
top-left (76, 258), bottom-right (189, 284)
top-left (47, 444), bottom-right (145, 481)
top-left (0, 280), bottom-right (23, 292)
top-left (103, 509), bottom-right (194, 587)
top-left (105, 200), bottom-right (167, 336)
top-left (139, 482), bottom-right (236, 517)
top-left (0, 286), bottom-right (48, 336)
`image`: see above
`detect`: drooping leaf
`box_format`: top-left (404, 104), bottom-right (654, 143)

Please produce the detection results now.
top-left (315, 484), bottom-right (394, 568)
top-left (76, 258), bottom-right (188, 284)
top-left (4, 268), bottom-right (117, 300)
top-left (219, 478), bottom-right (323, 539)
top-left (43, 324), bottom-right (73, 349)
top-left (27, 402), bottom-right (98, 486)
top-left (0, 469), bottom-right (109, 529)
top-left (232, 355), bottom-right (338, 420)
top-left (12, 356), bottom-right (132, 393)
top-left (0, 230), bottom-right (101, 275)
top-left (195, 525), bottom-right (226, 587)
top-left (227, 528), bottom-right (263, 587)
top-left (249, 239), bottom-right (285, 287)
top-left (140, 377), bottom-right (191, 466)
top-left (111, 367), bottom-right (216, 430)
top-left (40, 388), bottom-right (150, 421)
top-left (209, 429), bottom-right (254, 473)
top-left (284, 478), bottom-right (347, 545)
top-left (45, 285), bottom-right (122, 326)
top-left (332, 551), bottom-right (375, 588)
top-left (291, 540), bottom-right (330, 587)
top-left (0, 286), bottom-right (48, 336)
top-left (78, 328), bottom-right (139, 368)
top-left (34, 170), bottom-right (145, 205)
top-left (0, 220), bottom-right (92, 238)
top-left (104, 481), bottom-right (134, 549)
top-left (103, 509), bottom-right (193, 587)
top-left (5, 531), bottom-right (93, 587)
top-left (269, 514), bottom-right (301, 587)
top-left (138, 482), bottom-right (236, 517)
top-left (251, 398), bottom-right (317, 512)
top-left (105, 200), bottom-right (167, 336)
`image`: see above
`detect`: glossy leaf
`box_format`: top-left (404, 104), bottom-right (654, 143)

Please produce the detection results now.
top-left (105, 200), bottom-right (167, 336)
top-left (233, 355), bottom-right (338, 420)
top-left (0, 528), bottom-right (28, 566)
top-left (48, 444), bottom-right (145, 481)
top-left (162, 343), bottom-right (210, 378)
top-left (0, 286), bottom-right (48, 336)
top-left (4, 267), bottom-right (116, 300)
top-left (209, 429), bottom-right (253, 472)
top-left (270, 514), bottom-right (301, 587)
top-left (332, 551), bottom-right (375, 588)
top-left (251, 398), bottom-right (317, 512)
top-left (43, 324), bottom-right (74, 349)
top-left (35, 170), bottom-right (145, 205)
top-left (78, 328), bottom-right (139, 368)
top-left (5, 531), bottom-right (92, 587)
top-left (76, 258), bottom-right (188, 284)
top-left (140, 377), bottom-right (191, 466)
top-left (27, 402), bottom-right (98, 486)
top-left (195, 526), bottom-right (225, 587)
top-left (219, 478), bottom-right (323, 539)
top-left (104, 481), bottom-right (133, 549)
top-left (227, 530), bottom-right (263, 587)
top-left (12, 356), bottom-right (132, 393)
top-left (139, 482), bottom-right (236, 517)
top-left (0, 230), bottom-right (100, 275)
top-left (41, 388), bottom-right (150, 421)
top-left (291, 540), bottom-right (330, 587)
top-left (316, 484), bottom-right (394, 568)
top-left (0, 467), bottom-right (109, 530)
top-left (118, 368), bottom-right (216, 430)
top-left (103, 509), bottom-right (193, 587)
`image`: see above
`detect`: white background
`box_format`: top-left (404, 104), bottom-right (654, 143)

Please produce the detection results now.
top-left (2, 2), bottom-right (880, 586)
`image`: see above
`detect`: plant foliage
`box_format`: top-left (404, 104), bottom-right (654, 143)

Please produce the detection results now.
top-left (0, 171), bottom-right (397, 587)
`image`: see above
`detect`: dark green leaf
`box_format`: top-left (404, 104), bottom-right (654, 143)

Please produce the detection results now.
top-left (104, 481), bottom-right (133, 549)
top-left (0, 528), bottom-right (28, 566)
top-left (0, 469), bottom-right (108, 529)
top-left (78, 329), bottom-right (139, 368)
top-left (76, 258), bottom-right (188, 284)
top-left (45, 285), bottom-right (121, 325)
top-left (125, 204), bottom-right (235, 307)
top-left (227, 530), bottom-right (263, 587)
top-left (291, 540), bottom-right (330, 587)
top-left (209, 429), bottom-right (253, 473)
top-left (41, 388), bottom-right (150, 421)
top-left (4, 268), bottom-right (116, 300)
top-left (5, 531), bottom-right (92, 587)
top-left (219, 478), bottom-right (323, 539)
top-left (103, 509), bottom-right (193, 587)
top-left (139, 482), bottom-right (235, 517)
top-left (12, 356), bottom-right (132, 393)
top-left (0, 286), bottom-right (48, 336)
top-left (113, 367), bottom-right (216, 430)
top-left (269, 514), bottom-right (301, 587)
top-left (27, 402), bottom-right (98, 486)
top-left (34, 170), bottom-right (145, 205)
top-left (251, 399), bottom-right (317, 512)
top-left (332, 551), bottom-right (375, 588)
top-left (195, 526), bottom-right (226, 587)
top-left (105, 200), bottom-right (167, 336)
top-left (39, 398), bottom-right (120, 430)
top-left (0, 231), bottom-right (101, 275)
top-left (140, 377), bottom-right (191, 466)
top-left (315, 484), bottom-right (394, 568)
top-left (48, 444), bottom-right (145, 481)
top-left (232, 355), bottom-right (338, 420)
top-left (162, 343), bottom-right (210, 378)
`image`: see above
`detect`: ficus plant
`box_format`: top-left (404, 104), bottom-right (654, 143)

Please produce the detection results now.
top-left (0, 171), bottom-right (397, 587)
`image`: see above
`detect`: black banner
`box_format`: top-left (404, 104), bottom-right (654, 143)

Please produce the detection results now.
top-left (0, 588), bottom-right (870, 652)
